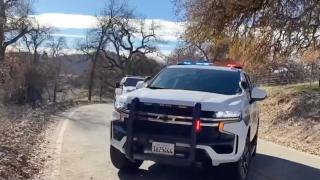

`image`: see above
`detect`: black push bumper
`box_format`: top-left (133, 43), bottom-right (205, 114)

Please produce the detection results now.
top-left (124, 97), bottom-right (202, 166)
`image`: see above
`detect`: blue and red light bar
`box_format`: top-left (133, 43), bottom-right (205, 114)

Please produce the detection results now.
top-left (177, 60), bottom-right (213, 66)
top-left (177, 59), bottom-right (243, 69)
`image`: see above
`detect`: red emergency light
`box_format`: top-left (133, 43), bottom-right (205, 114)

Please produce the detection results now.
top-left (226, 63), bottom-right (242, 69)
top-left (212, 59), bottom-right (243, 69)
top-left (227, 63), bottom-right (236, 67)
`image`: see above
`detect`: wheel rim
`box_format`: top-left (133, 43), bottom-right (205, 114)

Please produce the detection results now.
top-left (240, 139), bottom-right (250, 179)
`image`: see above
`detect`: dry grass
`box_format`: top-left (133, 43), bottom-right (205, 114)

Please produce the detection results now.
top-left (55, 87), bottom-right (114, 102)
top-left (0, 100), bottom-right (113, 180)
top-left (259, 83), bottom-right (320, 156)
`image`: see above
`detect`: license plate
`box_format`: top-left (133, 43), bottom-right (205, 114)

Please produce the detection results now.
top-left (151, 142), bottom-right (174, 155)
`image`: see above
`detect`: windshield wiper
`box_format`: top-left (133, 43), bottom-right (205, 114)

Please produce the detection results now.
top-left (148, 86), bottom-right (167, 89)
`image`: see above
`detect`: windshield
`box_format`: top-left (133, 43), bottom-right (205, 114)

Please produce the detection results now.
top-left (124, 78), bottom-right (144, 86)
top-left (148, 68), bottom-right (242, 95)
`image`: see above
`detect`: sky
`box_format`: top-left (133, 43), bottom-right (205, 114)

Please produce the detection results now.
top-left (33, 0), bottom-right (183, 59)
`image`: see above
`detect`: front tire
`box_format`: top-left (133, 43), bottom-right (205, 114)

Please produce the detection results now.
top-left (223, 135), bottom-right (251, 180)
top-left (110, 145), bottom-right (143, 172)
top-left (252, 120), bottom-right (259, 157)
top-left (251, 130), bottom-right (258, 157)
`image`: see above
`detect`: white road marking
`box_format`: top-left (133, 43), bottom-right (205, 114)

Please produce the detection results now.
top-left (51, 107), bottom-right (81, 179)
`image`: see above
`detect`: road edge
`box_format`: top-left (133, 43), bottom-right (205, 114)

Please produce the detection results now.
top-left (39, 106), bottom-right (83, 180)
top-left (52, 107), bottom-right (81, 179)
top-left (259, 139), bottom-right (320, 160)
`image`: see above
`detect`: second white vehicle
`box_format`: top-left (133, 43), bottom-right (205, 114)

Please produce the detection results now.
top-left (114, 76), bottom-right (151, 98)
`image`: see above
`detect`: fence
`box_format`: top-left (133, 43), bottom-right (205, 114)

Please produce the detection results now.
top-left (253, 73), bottom-right (306, 86)
top-left (251, 63), bottom-right (320, 87)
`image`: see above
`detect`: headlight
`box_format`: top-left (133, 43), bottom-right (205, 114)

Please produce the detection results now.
top-left (114, 101), bottom-right (127, 111)
top-left (215, 111), bottom-right (241, 118)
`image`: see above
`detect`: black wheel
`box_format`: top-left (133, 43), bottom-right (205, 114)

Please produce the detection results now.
top-left (252, 120), bottom-right (259, 157)
top-left (110, 145), bottom-right (143, 172)
top-left (251, 131), bottom-right (258, 157)
top-left (223, 135), bottom-right (251, 180)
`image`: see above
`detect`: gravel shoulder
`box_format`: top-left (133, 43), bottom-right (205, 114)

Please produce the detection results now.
top-left (259, 85), bottom-right (320, 156)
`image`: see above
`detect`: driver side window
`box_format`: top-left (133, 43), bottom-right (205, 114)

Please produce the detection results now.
top-left (244, 74), bottom-right (253, 101)
top-left (244, 74), bottom-right (253, 90)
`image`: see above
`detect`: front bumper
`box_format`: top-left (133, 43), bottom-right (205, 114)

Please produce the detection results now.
top-left (110, 100), bottom-right (249, 166)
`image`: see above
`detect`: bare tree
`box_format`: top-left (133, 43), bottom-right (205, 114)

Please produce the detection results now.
top-left (101, 15), bottom-right (163, 75)
top-left (22, 21), bottom-right (55, 64)
top-left (0, 0), bottom-right (35, 61)
top-left (47, 36), bottom-right (68, 102)
top-left (76, 0), bottom-right (129, 101)
top-left (95, 64), bottom-right (112, 101)
top-left (77, 0), bottom-right (163, 101)
top-left (166, 43), bottom-right (204, 65)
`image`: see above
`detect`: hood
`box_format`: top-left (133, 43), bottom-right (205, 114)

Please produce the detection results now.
top-left (118, 88), bottom-right (245, 111)
top-left (123, 86), bottom-right (137, 92)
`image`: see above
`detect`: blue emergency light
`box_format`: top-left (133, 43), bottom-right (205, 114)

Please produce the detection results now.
top-left (196, 62), bottom-right (210, 65)
top-left (177, 60), bottom-right (213, 66)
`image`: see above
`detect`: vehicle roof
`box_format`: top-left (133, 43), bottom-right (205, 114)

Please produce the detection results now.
top-left (168, 65), bottom-right (243, 73)
top-left (125, 76), bottom-right (145, 79)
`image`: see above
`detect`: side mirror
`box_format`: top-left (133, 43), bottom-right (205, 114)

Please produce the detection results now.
top-left (241, 81), bottom-right (249, 90)
top-left (251, 87), bottom-right (267, 101)
top-left (115, 82), bottom-right (120, 88)
top-left (136, 81), bottom-right (146, 89)
top-left (144, 76), bottom-right (152, 82)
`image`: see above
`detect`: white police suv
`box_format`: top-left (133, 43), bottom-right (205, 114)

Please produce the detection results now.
top-left (110, 61), bottom-right (267, 180)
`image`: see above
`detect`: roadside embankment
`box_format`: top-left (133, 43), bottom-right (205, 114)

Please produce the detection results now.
top-left (259, 83), bottom-right (320, 156)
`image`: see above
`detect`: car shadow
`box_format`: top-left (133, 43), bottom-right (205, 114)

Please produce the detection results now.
top-left (251, 153), bottom-right (320, 180)
top-left (117, 153), bottom-right (320, 180)
top-left (118, 163), bottom-right (215, 180)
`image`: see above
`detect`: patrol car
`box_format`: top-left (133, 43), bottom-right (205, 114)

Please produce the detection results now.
top-left (110, 61), bottom-right (267, 180)
top-left (114, 76), bottom-right (149, 99)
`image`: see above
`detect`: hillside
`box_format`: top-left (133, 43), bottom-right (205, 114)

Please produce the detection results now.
top-left (52, 51), bottom-right (120, 75)
top-left (61, 54), bottom-right (91, 75)
top-left (259, 83), bottom-right (320, 156)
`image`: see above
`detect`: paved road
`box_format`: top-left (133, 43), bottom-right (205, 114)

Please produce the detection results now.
top-left (56, 104), bottom-right (320, 180)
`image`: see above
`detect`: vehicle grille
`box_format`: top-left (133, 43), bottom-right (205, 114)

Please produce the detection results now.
top-left (128, 102), bottom-right (215, 118)
top-left (132, 120), bottom-right (221, 144)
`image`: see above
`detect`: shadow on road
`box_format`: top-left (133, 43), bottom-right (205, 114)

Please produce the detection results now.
top-left (251, 153), bottom-right (320, 180)
top-left (117, 153), bottom-right (320, 180)
top-left (118, 163), bottom-right (215, 180)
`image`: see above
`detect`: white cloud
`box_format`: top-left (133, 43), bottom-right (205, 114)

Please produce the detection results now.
top-left (32, 13), bottom-right (185, 42)
top-left (52, 34), bottom-right (86, 38)
top-left (8, 14), bottom-right (180, 61)
top-left (157, 44), bottom-right (174, 48)
top-left (31, 13), bottom-right (97, 29)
